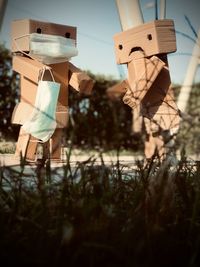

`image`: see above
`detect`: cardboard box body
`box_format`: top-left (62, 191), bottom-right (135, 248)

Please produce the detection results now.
top-left (12, 56), bottom-right (69, 128)
top-left (12, 55), bottom-right (94, 98)
top-left (114, 19), bottom-right (176, 64)
top-left (15, 128), bottom-right (64, 160)
top-left (13, 55), bottom-right (44, 83)
top-left (26, 128), bottom-right (64, 161)
top-left (127, 55), bottom-right (165, 102)
top-left (140, 66), bottom-right (180, 131)
top-left (20, 76), bottom-right (38, 104)
top-left (13, 55), bottom-right (69, 103)
top-left (124, 54), bottom-right (179, 131)
top-left (11, 19), bottom-right (77, 52)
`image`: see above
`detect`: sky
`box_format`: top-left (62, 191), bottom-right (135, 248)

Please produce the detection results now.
top-left (0, 0), bottom-right (200, 84)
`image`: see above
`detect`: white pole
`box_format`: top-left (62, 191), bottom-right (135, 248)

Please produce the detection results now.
top-left (160, 0), bottom-right (166, 19)
top-left (0, 0), bottom-right (7, 31)
top-left (115, 0), bottom-right (144, 133)
top-left (115, 0), bottom-right (144, 30)
top-left (177, 29), bottom-right (200, 113)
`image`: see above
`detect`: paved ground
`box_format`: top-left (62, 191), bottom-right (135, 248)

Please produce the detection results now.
top-left (1, 153), bottom-right (199, 188)
top-left (1, 142), bottom-right (199, 171)
top-left (1, 142), bottom-right (199, 167)
top-left (0, 153), bottom-right (143, 186)
top-left (0, 153), bottom-right (143, 168)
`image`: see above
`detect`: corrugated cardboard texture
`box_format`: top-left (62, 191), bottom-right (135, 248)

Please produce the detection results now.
top-left (11, 19), bottom-right (77, 52)
top-left (50, 128), bottom-right (63, 160)
top-left (20, 76), bottom-right (38, 104)
top-left (50, 62), bottom-right (69, 106)
top-left (141, 66), bottom-right (180, 131)
top-left (15, 128), bottom-right (65, 161)
top-left (15, 127), bottom-right (30, 157)
top-left (25, 137), bottom-right (50, 161)
top-left (25, 137), bottom-right (38, 161)
top-left (13, 56), bottom-right (69, 106)
top-left (69, 62), bottom-right (94, 95)
top-left (56, 104), bottom-right (69, 128)
top-left (13, 55), bottom-right (45, 83)
top-left (132, 106), bottom-right (143, 133)
top-left (123, 55), bottom-right (165, 109)
top-left (114, 19), bottom-right (176, 64)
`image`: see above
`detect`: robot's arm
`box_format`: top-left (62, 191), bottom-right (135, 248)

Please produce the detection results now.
top-left (107, 79), bottom-right (139, 109)
top-left (106, 79), bottom-right (129, 100)
top-left (68, 62), bottom-right (95, 95)
top-left (123, 52), bottom-right (165, 109)
top-left (106, 79), bottom-right (143, 133)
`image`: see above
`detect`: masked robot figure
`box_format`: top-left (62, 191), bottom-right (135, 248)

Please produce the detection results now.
top-left (11, 19), bottom-right (94, 162)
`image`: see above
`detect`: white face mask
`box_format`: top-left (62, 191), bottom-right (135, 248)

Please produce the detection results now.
top-left (22, 67), bottom-right (60, 142)
top-left (29, 33), bottom-right (78, 64)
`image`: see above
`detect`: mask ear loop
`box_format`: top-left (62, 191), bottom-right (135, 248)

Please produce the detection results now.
top-left (40, 66), bottom-right (56, 82)
top-left (13, 34), bottom-right (38, 61)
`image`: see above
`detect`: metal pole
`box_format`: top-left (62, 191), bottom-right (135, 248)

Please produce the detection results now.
top-left (160, 0), bottom-right (166, 19)
top-left (155, 0), bottom-right (158, 20)
top-left (0, 0), bottom-right (7, 31)
top-left (177, 29), bottom-right (200, 113)
top-left (115, 0), bottom-right (144, 30)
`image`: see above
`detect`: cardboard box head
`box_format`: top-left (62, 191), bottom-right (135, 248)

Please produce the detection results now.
top-left (114, 19), bottom-right (176, 64)
top-left (11, 19), bottom-right (77, 53)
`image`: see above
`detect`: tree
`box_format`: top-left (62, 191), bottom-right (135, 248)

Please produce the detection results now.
top-left (68, 73), bottom-right (144, 151)
top-left (0, 43), bottom-right (19, 140)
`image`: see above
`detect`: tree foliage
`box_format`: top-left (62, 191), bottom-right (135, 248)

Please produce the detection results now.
top-left (68, 73), bottom-right (143, 151)
top-left (176, 83), bottom-right (200, 155)
top-left (0, 43), bottom-right (19, 140)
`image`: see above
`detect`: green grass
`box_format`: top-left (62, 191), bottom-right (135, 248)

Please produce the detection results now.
top-left (0, 151), bottom-right (200, 267)
top-left (0, 141), bottom-right (15, 154)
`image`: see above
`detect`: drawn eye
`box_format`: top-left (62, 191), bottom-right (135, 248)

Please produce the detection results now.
top-left (118, 44), bottom-right (123, 50)
top-left (36, 28), bottom-right (42, 34)
top-left (147, 34), bottom-right (152, 40)
top-left (65, 32), bottom-right (71, 38)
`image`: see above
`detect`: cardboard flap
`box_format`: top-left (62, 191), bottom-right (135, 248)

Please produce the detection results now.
top-left (128, 55), bottom-right (165, 100)
top-left (68, 62), bottom-right (94, 95)
top-left (13, 55), bottom-right (45, 83)
top-left (11, 102), bottom-right (33, 125)
top-left (56, 104), bottom-right (69, 128)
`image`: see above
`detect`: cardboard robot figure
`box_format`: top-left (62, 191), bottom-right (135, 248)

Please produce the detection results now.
top-left (110, 19), bottom-right (180, 160)
top-left (11, 19), bottom-right (94, 162)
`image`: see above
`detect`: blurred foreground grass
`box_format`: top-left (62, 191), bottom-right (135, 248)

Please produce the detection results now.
top-left (0, 151), bottom-right (200, 267)
top-left (0, 141), bottom-right (15, 154)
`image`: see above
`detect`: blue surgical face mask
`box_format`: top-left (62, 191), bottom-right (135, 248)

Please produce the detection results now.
top-left (29, 33), bottom-right (78, 64)
top-left (22, 67), bottom-right (61, 142)
top-left (13, 33), bottom-right (78, 64)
